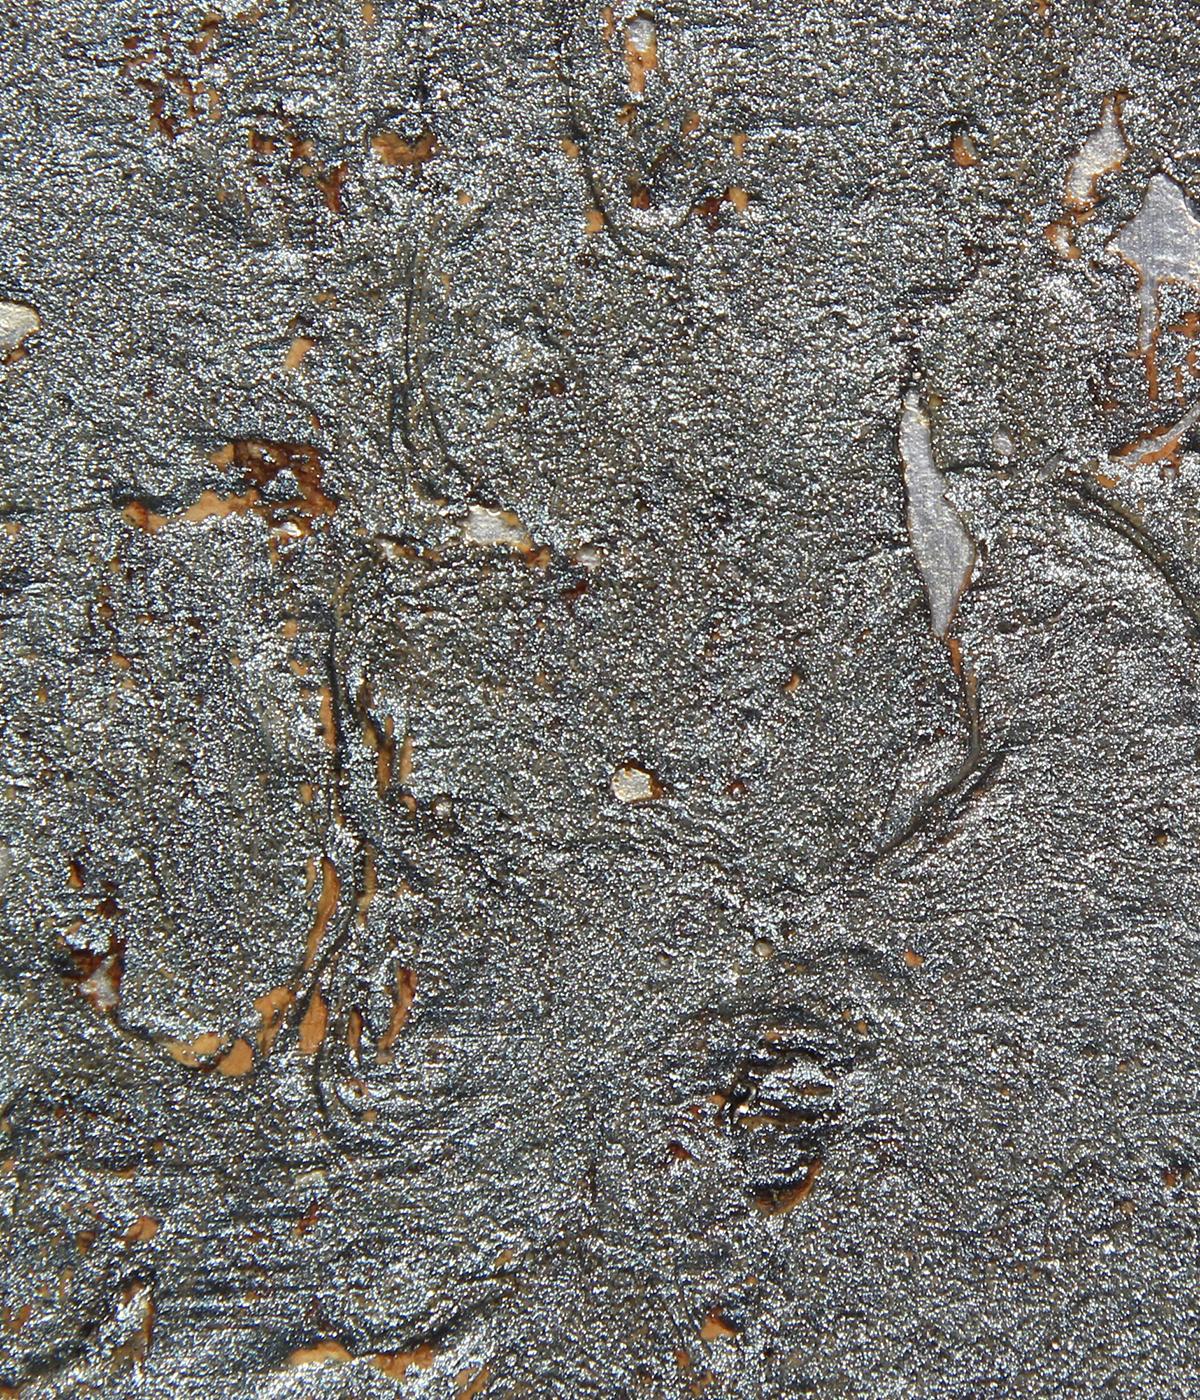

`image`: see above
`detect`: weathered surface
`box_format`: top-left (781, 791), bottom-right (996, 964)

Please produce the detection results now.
top-left (2, 1), bottom-right (1200, 1396)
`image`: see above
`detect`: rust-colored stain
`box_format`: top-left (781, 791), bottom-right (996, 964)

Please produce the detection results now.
top-left (124, 439), bottom-right (336, 539)
top-left (398, 730), bottom-right (414, 783)
top-left (293, 1198), bottom-right (323, 1236)
top-left (950, 132), bottom-right (978, 167)
top-left (1045, 219), bottom-right (1080, 261)
top-left (379, 716), bottom-right (397, 792)
top-left (167, 1029), bottom-right (256, 1076)
top-left (347, 1005), bottom-right (365, 1057)
top-left (286, 1338), bottom-right (436, 1378)
top-left (123, 1215), bottom-right (159, 1245)
top-left (362, 707), bottom-right (397, 794)
top-left (287, 1339), bottom-right (353, 1366)
top-left (692, 186), bottom-right (749, 229)
top-left (283, 335), bottom-right (316, 370)
top-left (165, 1031), bottom-right (222, 1067)
top-left (123, 500), bottom-right (170, 532)
top-left (623, 15), bottom-right (658, 95)
top-left (698, 1310), bottom-right (739, 1341)
top-left (124, 20), bottom-right (222, 142)
top-left (67, 931), bottom-right (124, 1014)
top-left (215, 1037), bottom-right (254, 1077)
top-left (178, 487), bottom-right (261, 524)
top-left (456, 1363), bottom-right (493, 1398)
top-left (316, 163), bottom-right (346, 213)
top-left (356, 847), bottom-right (378, 924)
top-left (1144, 345), bottom-right (1161, 404)
top-left (1115, 427), bottom-right (1186, 473)
top-left (111, 1280), bottom-right (154, 1368)
top-left (903, 948), bottom-right (925, 968)
top-left (2, 1304), bottom-right (32, 1334)
top-left (304, 857), bottom-right (341, 969)
top-left (377, 966), bottom-right (417, 1057)
top-left (211, 439), bottom-right (335, 517)
top-left (372, 129), bottom-right (439, 167)
top-left (373, 1343), bottom-right (438, 1380)
top-left (1113, 401), bottom-right (1200, 476)
top-left (298, 986), bottom-right (329, 1055)
top-left (255, 987), bottom-right (294, 1053)
top-left (245, 122), bottom-right (349, 212)
top-left (188, 9), bottom-right (220, 56)
top-left (1045, 93), bottom-right (1127, 261)
top-left (753, 1158), bottom-right (823, 1215)
top-left (318, 686), bottom-right (337, 751)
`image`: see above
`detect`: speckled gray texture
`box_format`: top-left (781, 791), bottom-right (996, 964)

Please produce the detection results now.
top-left (2, 1), bottom-right (1200, 1396)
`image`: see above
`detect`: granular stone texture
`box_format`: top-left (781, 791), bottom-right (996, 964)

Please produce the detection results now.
top-left (2, 1), bottom-right (1200, 1396)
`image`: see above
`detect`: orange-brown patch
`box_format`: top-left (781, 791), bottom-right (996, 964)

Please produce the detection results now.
top-left (284, 335), bottom-right (316, 370)
top-left (377, 967), bottom-right (417, 1057)
top-left (753, 1158), bottom-right (823, 1215)
top-left (124, 439), bottom-right (335, 540)
top-left (298, 986), bottom-right (328, 1055)
top-left (165, 1031), bottom-right (222, 1068)
top-left (372, 1343), bottom-right (437, 1380)
top-left (287, 1339), bottom-right (353, 1366)
top-left (372, 129), bottom-right (438, 168)
top-left (66, 932), bottom-right (125, 1014)
top-left (623, 16), bottom-right (658, 95)
top-left (456, 1364), bottom-right (492, 1398)
top-left (123, 1216), bottom-right (159, 1245)
top-left (698, 1311), bottom-right (739, 1341)
top-left (950, 132), bottom-right (978, 167)
top-left (304, 857), bottom-right (341, 969)
top-left (254, 987), bottom-right (294, 1054)
top-left (216, 1038), bottom-right (254, 1077)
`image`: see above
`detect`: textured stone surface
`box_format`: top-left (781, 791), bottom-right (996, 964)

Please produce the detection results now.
top-left (3, 1), bottom-right (1200, 1396)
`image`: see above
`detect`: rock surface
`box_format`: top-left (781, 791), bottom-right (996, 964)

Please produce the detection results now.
top-left (1, 1), bottom-right (1200, 1396)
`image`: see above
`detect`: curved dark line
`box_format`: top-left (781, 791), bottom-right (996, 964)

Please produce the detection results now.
top-left (1058, 473), bottom-right (1200, 632)
top-left (552, 17), bottom-right (681, 274)
top-left (875, 662), bottom-right (999, 857)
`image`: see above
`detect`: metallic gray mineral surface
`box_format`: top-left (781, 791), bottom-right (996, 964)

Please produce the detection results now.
top-left (1, 0), bottom-right (1199, 1396)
